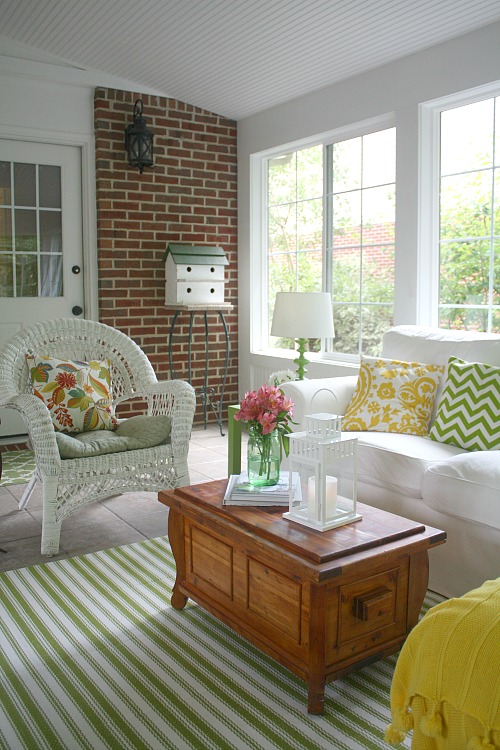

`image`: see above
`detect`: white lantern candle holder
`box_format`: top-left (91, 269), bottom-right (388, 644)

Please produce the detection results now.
top-left (284, 413), bottom-right (361, 531)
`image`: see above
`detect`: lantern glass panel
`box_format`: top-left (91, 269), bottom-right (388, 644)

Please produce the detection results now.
top-left (285, 426), bottom-right (360, 531)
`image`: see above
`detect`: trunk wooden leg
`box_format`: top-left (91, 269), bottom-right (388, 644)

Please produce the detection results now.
top-left (308, 583), bottom-right (326, 714)
top-left (167, 507), bottom-right (188, 610)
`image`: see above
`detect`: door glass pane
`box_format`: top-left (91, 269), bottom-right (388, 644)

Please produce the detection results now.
top-left (40, 211), bottom-right (62, 253)
top-left (0, 255), bottom-right (13, 296)
top-left (15, 254), bottom-right (38, 297)
top-left (0, 208), bottom-right (12, 251)
top-left (39, 165), bottom-right (61, 208)
top-left (14, 163), bottom-right (36, 207)
top-left (0, 162), bottom-right (11, 203)
top-left (1, 160), bottom-right (65, 300)
top-left (40, 254), bottom-right (63, 297)
top-left (15, 209), bottom-right (37, 252)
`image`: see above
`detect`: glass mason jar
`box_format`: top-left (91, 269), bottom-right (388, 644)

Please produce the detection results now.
top-left (247, 426), bottom-right (281, 486)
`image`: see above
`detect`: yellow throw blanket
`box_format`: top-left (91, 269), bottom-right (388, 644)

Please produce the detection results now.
top-left (386, 578), bottom-right (500, 749)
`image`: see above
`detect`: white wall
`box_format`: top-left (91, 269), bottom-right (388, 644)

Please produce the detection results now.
top-left (0, 67), bottom-right (100, 318)
top-left (0, 54), bottom-right (160, 319)
top-left (0, 72), bottom-right (94, 139)
top-left (237, 21), bottom-right (500, 394)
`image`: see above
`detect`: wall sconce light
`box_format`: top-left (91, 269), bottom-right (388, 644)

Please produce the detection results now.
top-left (124, 99), bottom-right (154, 174)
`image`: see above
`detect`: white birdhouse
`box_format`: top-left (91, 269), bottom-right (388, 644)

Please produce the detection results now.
top-left (284, 413), bottom-right (361, 531)
top-left (163, 244), bottom-right (229, 305)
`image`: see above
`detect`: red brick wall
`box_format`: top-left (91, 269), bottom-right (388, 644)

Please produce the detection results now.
top-left (94, 88), bottom-right (238, 424)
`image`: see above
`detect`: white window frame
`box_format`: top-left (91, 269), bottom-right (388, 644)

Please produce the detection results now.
top-left (418, 81), bottom-right (500, 328)
top-left (250, 113), bottom-right (396, 360)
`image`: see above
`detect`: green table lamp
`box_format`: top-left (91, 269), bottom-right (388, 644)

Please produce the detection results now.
top-left (271, 292), bottom-right (335, 380)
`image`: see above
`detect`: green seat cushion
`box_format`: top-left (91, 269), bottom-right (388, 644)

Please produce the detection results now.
top-left (56, 415), bottom-right (172, 459)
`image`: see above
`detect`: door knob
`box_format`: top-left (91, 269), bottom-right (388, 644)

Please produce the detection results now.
top-left (72, 306), bottom-right (83, 316)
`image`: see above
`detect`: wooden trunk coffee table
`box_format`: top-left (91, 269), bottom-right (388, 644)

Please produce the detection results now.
top-left (158, 479), bottom-right (446, 714)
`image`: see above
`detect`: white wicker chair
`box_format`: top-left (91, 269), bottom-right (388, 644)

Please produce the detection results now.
top-left (0, 318), bottom-right (196, 556)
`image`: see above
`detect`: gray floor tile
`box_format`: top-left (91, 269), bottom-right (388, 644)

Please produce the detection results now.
top-left (0, 509), bottom-right (41, 543)
top-left (0, 536), bottom-right (68, 572)
top-left (126, 509), bottom-right (169, 538)
top-left (59, 518), bottom-right (146, 556)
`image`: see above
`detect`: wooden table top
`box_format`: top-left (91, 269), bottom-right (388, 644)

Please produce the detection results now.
top-left (159, 479), bottom-right (446, 566)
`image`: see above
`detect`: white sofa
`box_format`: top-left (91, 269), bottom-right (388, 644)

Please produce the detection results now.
top-left (281, 326), bottom-right (500, 598)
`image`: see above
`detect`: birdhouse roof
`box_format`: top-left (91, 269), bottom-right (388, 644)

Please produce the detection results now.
top-left (162, 244), bottom-right (229, 265)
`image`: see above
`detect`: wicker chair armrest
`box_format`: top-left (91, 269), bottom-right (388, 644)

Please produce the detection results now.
top-left (4, 393), bottom-right (61, 471)
top-left (116, 380), bottom-right (196, 449)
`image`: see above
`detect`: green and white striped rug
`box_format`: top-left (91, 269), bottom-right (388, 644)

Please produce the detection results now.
top-left (0, 536), bottom-right (444, 750)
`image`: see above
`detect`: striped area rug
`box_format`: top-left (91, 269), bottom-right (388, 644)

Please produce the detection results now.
top-left (0, 536), bottom-right (444, 750)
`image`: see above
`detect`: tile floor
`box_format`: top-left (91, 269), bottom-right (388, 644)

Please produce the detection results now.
top-left (0, 423), bottom-right (247, 572)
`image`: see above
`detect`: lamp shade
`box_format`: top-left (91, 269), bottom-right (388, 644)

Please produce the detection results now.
top-left (271, 292), bottom-right (334, 340)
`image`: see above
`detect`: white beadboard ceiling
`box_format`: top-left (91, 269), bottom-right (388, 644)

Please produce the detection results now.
top-left (1, 0), bottom-right (500, 120)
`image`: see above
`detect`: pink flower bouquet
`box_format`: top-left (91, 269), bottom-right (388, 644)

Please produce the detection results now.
top-left (234, 385), bottom-right (295, 484)
top-left (234, 384), bottom-right (295, 443)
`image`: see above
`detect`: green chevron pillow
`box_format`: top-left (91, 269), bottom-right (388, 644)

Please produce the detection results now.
top-left (429, 357), bottom-right (500, 451)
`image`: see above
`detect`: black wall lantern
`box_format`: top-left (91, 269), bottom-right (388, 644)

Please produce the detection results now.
top-left (124, 99), bottom-right (154, 174)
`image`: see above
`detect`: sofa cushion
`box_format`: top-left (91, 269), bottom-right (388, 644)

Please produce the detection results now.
top-left (55, 414), bottom-right (171, 459)
top-left (429, 357), bottom-right (500, 451)
top-left (343, 356), bottom-right (443, 435)
top-left (382, 326), bottom-right (500, 368)
top-left (422, 452), bottom-right (500, 529)
top-left (382, 326), bottom-right (500, 421)
top-left (347, 431), bottom-right (465, 498)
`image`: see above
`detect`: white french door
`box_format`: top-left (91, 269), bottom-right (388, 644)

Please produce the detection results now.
top-left (0, 139), bottom-right (84, 438)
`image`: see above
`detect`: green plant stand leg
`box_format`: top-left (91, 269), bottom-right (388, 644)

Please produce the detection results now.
top-left (227, 404), bottom-right (242, 475)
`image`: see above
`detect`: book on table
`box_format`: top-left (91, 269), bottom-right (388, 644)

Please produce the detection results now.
top-left (223, 471), bottom-right (300, 506)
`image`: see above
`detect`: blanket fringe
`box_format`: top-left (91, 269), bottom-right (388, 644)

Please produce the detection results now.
top-left (467, 733), bottom-right (497, 750)
top-left (420, 702), bottom-right (443, 737)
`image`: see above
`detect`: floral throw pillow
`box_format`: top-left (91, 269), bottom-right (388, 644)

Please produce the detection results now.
top-left (27, 354), bottom-right (117, 434)
top-left (342, 356), bottom-right (444, 435)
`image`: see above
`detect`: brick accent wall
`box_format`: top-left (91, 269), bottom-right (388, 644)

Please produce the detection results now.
top-left (94, 88), bottom-right (238, 425)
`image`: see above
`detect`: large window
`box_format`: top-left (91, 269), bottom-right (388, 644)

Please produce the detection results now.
top-left (438, 96), bottom-right (499, 332)
top-left (266, 125), bottom-right (396, 359)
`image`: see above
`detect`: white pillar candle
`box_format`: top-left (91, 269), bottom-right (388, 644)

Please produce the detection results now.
top-left (307, 475), bottom-right (338, 517)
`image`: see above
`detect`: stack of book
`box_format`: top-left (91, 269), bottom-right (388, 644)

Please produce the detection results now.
top-left (223, 471), bottom-right (299, 506)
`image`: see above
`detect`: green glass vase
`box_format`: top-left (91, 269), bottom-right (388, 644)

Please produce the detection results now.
top-left (247, 427), bottom-right (280, 487)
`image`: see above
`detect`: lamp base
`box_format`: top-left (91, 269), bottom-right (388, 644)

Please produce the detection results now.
top-left (294, 338), bottom-right (309, 380)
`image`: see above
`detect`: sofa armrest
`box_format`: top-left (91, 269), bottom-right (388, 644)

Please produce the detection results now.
top-left (281, 375), bottom-right (358, 429)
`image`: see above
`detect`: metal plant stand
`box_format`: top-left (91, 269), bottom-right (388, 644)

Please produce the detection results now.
top-left (166, 303), bottom-right (233, 435)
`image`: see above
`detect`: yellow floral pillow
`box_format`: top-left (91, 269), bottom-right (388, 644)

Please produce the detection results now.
top-left (343, 356), bottom-right (444, 435)
top-left (27, 354), bottom-right (117, 434)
